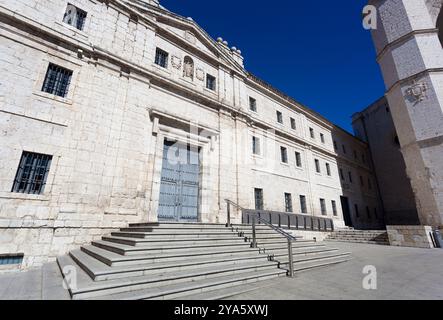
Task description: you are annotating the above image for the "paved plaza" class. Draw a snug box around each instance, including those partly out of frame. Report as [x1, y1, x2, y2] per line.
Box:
[0, 242, 442, 300]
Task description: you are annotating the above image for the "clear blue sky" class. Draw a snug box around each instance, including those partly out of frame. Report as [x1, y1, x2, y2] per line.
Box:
[161, 0, 386, 133]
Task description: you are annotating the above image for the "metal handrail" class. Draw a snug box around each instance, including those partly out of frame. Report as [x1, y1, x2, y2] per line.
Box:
[225, 199, 244, 227]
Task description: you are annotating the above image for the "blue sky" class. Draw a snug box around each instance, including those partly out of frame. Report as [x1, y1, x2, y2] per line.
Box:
[161, 0, 386, 133]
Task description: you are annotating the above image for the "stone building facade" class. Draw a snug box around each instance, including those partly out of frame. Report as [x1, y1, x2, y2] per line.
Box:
[368, 0, 443, 229]
[0, 0, 382, 269]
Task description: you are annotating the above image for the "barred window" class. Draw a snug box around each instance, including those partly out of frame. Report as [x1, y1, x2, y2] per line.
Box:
[206, 74, 216, 91]
[320, 198, 327, 215]
[249, 97, 257, 112]
[12, 152, 52, 195]
[254, 188, 264, 210]
[332, 200, 337, 216]
[299, 195, 307, 213]
[155, 48, 169, 68]
[284, 193, 293, 213]
[63, 4, 87, 31]
[41, 63, 73, 98]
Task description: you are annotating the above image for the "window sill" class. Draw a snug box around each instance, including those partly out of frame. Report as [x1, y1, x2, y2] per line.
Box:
[151, 63, 171, 75]
[55, 21, 89, 40]
[33, 91, 73, 105]
[251, 153, 263, 159]
[0, 192, 50, 201]
[280, 162, 290, 167]
[203, 87, 217, 95]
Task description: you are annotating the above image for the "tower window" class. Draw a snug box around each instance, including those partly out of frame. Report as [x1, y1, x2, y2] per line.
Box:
[276, 111, 283, 124]
[206, 74, 216, 91]
[155, 48, 169, 68]
[12, 152, 52, 195]
[315, 159, 320, 173]
[41, 63, 73, 98]
[63, 4, 87, 30]
[280, 147, 288, 163]
[249, 97, 257, 112]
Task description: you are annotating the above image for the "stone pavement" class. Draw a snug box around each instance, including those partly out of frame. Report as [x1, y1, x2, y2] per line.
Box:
[0, 242, 442, 300]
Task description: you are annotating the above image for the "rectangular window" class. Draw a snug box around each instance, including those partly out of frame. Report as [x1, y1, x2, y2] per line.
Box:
[299, 195, 307, 214]
[252, 136, 260, 155]
[360, 176, 364, 186]
[206, 74, 216, 91]
[63, 4, 87, 30]
[280, 147, 288, 163]
[276, 111, 283, 124]
[0, 254, 24, 266]
[368, 178, 372, 190]
[41, 63, 73, 98]
[254, 188, 264, 210]
[295, 152, 302, 167]
[333, 141, 338, 150]
[315, 159, 320, 173]
[366, 206, 371, 219]
[374, 208, 378, 219]
[155, 48, 169, 68]
[354, 204, 359, 217]
[290, 118, 296, 130]
[348, 171, 353, 183]
[339, 168, 345, 180]
[320, 198, 327, 215]
[320, 133, 325, 143]
[342, 145, 347, 154]
[249, 97, 257, 112]
[326, 163, 331, 176]
[354, 150, 358, 160]
[331, 200, 337, 216]
[362, 153, 366, 164]
[284, 193, 293, 212]
[309, 128, 315, 139]
[12, 152, 52, 195]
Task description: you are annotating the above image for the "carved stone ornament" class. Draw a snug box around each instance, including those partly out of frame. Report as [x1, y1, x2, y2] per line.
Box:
[406, 80, 428, 102]
[171, 55, 182, 69]
[196, 68, 205, 81]
[185, 30, 196, 44]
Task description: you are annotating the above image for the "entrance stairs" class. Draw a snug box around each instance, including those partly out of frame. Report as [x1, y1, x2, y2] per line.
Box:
[57, 222, 351, 300]
[326, 229, 390, 245]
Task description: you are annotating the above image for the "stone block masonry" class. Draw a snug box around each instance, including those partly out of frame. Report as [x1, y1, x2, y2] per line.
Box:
[386, 225, 435, 249]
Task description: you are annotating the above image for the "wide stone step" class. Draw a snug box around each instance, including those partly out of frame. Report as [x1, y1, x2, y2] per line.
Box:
[81, 244, 263, 267]
[258, 242, 325, 252]
[325, 239, 389, 245]
[277, 251, 352, 269]
[70, 249, 270, 281]
[269, 247, 339, 258]
[86, 268, 287, 300]
[102, 236, 249, 247]
[111, 231, 240, 239]
[58, 255, 280, 300]
[91, 240, 253, 256]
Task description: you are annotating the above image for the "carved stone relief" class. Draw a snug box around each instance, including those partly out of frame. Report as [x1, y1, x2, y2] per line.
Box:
[185, 30, 196, 44]
[196, 68, 205, 81]
[171, 55, 182, 69]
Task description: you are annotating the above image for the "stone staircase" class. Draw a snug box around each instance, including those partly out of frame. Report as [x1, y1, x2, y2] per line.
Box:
[57, 222, 351, 300]
[326, 230, 390, 245]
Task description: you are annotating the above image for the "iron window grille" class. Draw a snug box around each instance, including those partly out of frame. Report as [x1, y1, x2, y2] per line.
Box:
[254, 188, 264, 210]
[63, 4, 87, 30]
[252, 136, 261, 155]
[249, 97, 257, 112]
[0, 254, 24, 266]
[290, 118, 296, 130]
[320, 199, 327, 215]
[326, 163, 331, 176]
[299, 195, 307, 213]
[155, 48, 169, 68]
[276, 111, 283, 124]
[332, 200, 337, 216]
[315, 159, 320, 173]
[295, 152, 302, 167]
[280, 147, 288, 163]
[41, 63, 73, 98]
[12, 152, 52, 195]
[206, 74, 216, 91]
[284, 193, 293, 212]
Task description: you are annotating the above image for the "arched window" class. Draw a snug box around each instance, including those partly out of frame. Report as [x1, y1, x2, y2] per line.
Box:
[183, 56, 194, 80]
[437, 4, 443, 47]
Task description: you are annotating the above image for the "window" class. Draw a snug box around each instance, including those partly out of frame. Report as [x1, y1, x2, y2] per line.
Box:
[320, 199, 327, 215]
[339, 168, 345, 180]
[276, 111, 283, 124]
[326, 163, 331, 176]
[12, 152, 52, 195]
[290, 118, 296, 130]
[63, 4, 87, 31]
[354, 204, 359, 217]
[249, 97, 257, 112]
[360, 176, 364, 187]
[374, 208, 378, 219]
[368, 178, 372, 190]
[252, 136, 260, 155]
[320, 133, 325, 143]
[309, 128, 315, 139]
[295, 152, 302, 167]
[254, 188, 264, 210]
[315, 159, 320, 173]
[362, 153, 366, 164]
[284, 193, 293, 212]
[366, 206, 371, 219]
[41, 63, 73, 98]
[155, 48, 169, 68]
[348, 171, 353, 183]
[0, 254, 24, 266]
[280, 147, 288, 163]
[353, 150, 358, 160]
[332, 200, 337, 216]
[333, 141, 338, 150]
[206, 74, 216, 91]
[299, 195, 307, 213]
[342, 145, 347, 154]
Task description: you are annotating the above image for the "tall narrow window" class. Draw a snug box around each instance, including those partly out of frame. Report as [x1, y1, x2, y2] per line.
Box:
[326, 163, 331, 176]
[290, 118, 296, 130]
[285, 193, 293, 212]
[299, 195, 307, 214]
[280, 147, 288, 163]
[331, 200, 337, 216]
[362, 153, 366, 164]
[348, 171, 353, 183]
[276, 111, 283, 124]
[41, 63, 73, 98]
[206, 74, 216, 91]
[320, 133, 325, 143]
[320, 198, 327, 215]
[339, 168, 345, 180]
[366, 206, 371, 219]
[368, 178, 372, 190]
[315, 159, 320, 173]
[295, 152, 302, 167]
[342, 144, 347, 154]
[374, 208, 378, 219]
[252, 136, 260, 155]
[254, 188, 264, 210]
[360, 176, 364, 186]
[249, 97, 257, 112]
[353, 150, 358, 160]
[309, 128, 315, 139]
[12, 152, 52, 195]
[354, 204, 359, 217]
[63, 4, 87, 30]
[155, 48, 169, 68]
[333, 141, 338, 150]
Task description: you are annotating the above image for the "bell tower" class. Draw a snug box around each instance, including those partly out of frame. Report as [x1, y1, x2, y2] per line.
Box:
[368, 0, 443, 228]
